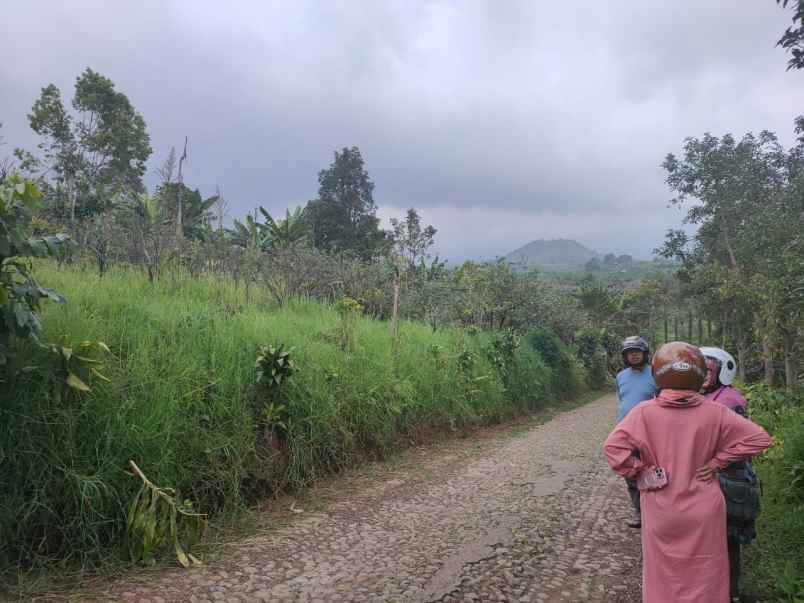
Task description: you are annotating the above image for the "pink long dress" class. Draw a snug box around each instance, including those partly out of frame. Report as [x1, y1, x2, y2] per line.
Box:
[603, 389, 772, 603]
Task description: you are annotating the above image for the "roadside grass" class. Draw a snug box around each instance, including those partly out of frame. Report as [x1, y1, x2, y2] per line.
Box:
[743, 385, 804, 602]
[0, 262, 592, 590]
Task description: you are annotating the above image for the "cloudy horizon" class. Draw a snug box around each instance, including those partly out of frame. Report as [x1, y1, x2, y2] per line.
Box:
[2, 1, 803, 261]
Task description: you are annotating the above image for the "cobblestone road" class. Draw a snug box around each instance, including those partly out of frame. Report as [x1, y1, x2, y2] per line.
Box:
[59, 394, 642, 602]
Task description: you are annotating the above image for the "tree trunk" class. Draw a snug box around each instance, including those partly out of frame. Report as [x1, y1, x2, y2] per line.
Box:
[783, 332, 798, 391]
[391, 276, 401, 373]
[688, 309, 693, 341]
[674, 315, 679, 341]
[697, 315, 703, 343]
[176, 137, 189, 240]
[663, 312, 669, 344]
[762, 335, 775, 386]
[736, 340, 746, 383]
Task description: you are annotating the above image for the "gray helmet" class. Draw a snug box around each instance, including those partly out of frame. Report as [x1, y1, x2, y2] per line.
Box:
[621, 336, 650, 366]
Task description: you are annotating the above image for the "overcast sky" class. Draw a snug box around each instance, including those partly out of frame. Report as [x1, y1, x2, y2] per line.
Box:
[2, 1, 802, 260]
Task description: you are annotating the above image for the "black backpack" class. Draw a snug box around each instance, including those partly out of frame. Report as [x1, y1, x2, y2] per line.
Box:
[719, 460, 761, 523]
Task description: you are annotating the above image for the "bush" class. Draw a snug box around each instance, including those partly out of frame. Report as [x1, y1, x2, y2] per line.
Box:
[483, 328, 552, 408]
[574, 328, 612, 389]
[524, 328, 586, 398]
[742, 384, 804, 601]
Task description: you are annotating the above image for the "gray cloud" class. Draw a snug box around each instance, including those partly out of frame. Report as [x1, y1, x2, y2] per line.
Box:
[1, 1, 802, 260]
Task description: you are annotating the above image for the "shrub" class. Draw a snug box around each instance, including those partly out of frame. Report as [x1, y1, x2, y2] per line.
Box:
[574, 328, 611, 389]
[742, 384, 804, 600]
[524, 327, 586, 398]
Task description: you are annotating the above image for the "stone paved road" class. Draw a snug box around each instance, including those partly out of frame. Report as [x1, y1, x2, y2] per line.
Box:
[54, 394, 642, 602]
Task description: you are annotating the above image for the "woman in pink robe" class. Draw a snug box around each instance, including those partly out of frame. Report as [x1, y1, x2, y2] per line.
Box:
[604, 387, 771, 602]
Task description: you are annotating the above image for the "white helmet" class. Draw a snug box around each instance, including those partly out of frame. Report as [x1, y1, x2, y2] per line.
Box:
[699, 346, 737, 386]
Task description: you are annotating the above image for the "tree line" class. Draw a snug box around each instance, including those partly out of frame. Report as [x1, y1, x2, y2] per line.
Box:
[3, 67, 802, 391]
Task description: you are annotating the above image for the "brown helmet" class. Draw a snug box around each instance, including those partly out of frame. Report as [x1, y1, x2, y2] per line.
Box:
[652, 341, 707, 390]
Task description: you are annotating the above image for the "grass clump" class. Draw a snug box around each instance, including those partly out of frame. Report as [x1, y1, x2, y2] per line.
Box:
[0, 262, 586, 578]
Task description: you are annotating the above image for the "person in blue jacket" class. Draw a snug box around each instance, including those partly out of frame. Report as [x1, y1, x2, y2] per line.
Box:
[615, 335, 657, 528]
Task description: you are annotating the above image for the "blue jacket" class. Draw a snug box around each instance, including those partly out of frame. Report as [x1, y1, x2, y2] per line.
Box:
[616, 366, 657, 423]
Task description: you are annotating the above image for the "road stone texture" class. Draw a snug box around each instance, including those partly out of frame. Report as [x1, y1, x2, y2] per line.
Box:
[52, 394, 642, 602]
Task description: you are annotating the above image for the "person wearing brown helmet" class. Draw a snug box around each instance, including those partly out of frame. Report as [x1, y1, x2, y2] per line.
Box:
[603, 342, 772, 603]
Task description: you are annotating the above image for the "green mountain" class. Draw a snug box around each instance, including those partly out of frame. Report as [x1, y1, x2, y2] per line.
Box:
[504, 238, 598, 267]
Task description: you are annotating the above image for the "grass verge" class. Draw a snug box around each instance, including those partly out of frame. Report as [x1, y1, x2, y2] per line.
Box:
[1, 262, 595, 590]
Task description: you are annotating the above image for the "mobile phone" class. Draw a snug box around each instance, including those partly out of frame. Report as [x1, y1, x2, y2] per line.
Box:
[637, 466, 669, 491]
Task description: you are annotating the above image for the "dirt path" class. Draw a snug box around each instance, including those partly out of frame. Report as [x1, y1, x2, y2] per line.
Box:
[54, 394, 642, 602]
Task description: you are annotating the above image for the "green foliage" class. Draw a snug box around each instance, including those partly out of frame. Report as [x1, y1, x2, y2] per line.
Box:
[776, 0, 804, 70]
[255, 344, 297, 391]
[574, 328, 611, 388]
[0, 175, 72, 367]
[743, 384, 804, 601]
[484, 328, 552, 405]
[525, 328, 586, 398]
[42, 335, 110, 404]
[389, 208, 437, 273]
[0, 263, 590, 575]
[156, 182, 219, 241]
[335, 296, 364, 351]
[25, 68, 152, 221]
[304, 147, 387, 259]
[228, 206, 308, 252]
[659, 119, 804, 388]
[126, 461, 206, 568]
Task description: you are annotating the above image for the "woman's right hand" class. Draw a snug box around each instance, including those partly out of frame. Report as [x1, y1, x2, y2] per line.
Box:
[695, 464, 716, 482]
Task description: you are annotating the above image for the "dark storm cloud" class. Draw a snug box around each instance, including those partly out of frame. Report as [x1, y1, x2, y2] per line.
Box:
[1, 1, 802, 259]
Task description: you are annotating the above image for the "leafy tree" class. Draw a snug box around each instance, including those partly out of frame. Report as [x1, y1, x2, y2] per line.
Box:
[776, 0, 804, 69]
[0, 174, 72, 368]
[23, 68, 152, 222]
[304, 147, 387, 259]
[659, 120, 803, 387]
[389, 208, 437, 273]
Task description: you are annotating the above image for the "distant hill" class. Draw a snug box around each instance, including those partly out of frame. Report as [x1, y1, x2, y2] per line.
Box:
[504, 238, 598, 267]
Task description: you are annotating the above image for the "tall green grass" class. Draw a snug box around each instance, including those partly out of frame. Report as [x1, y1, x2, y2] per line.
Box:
[0, 263, 588, 575]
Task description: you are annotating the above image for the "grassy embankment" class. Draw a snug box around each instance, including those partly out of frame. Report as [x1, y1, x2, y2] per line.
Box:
[0, 262, 591, 580]
[743, 385, 804, 601]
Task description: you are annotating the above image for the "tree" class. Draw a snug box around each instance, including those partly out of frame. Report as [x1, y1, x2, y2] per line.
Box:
[389, 208, 437, 273]
[23, 68, 152, 222]
[659, 121, 803, 387]
[776, 0, 804, 69]
[304, 147, 387, 259]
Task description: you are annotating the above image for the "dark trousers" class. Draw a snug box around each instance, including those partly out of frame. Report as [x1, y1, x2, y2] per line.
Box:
[625, 477, 641, 513]
[728, 531, 741, 596]
[625, 449, 641, 513]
